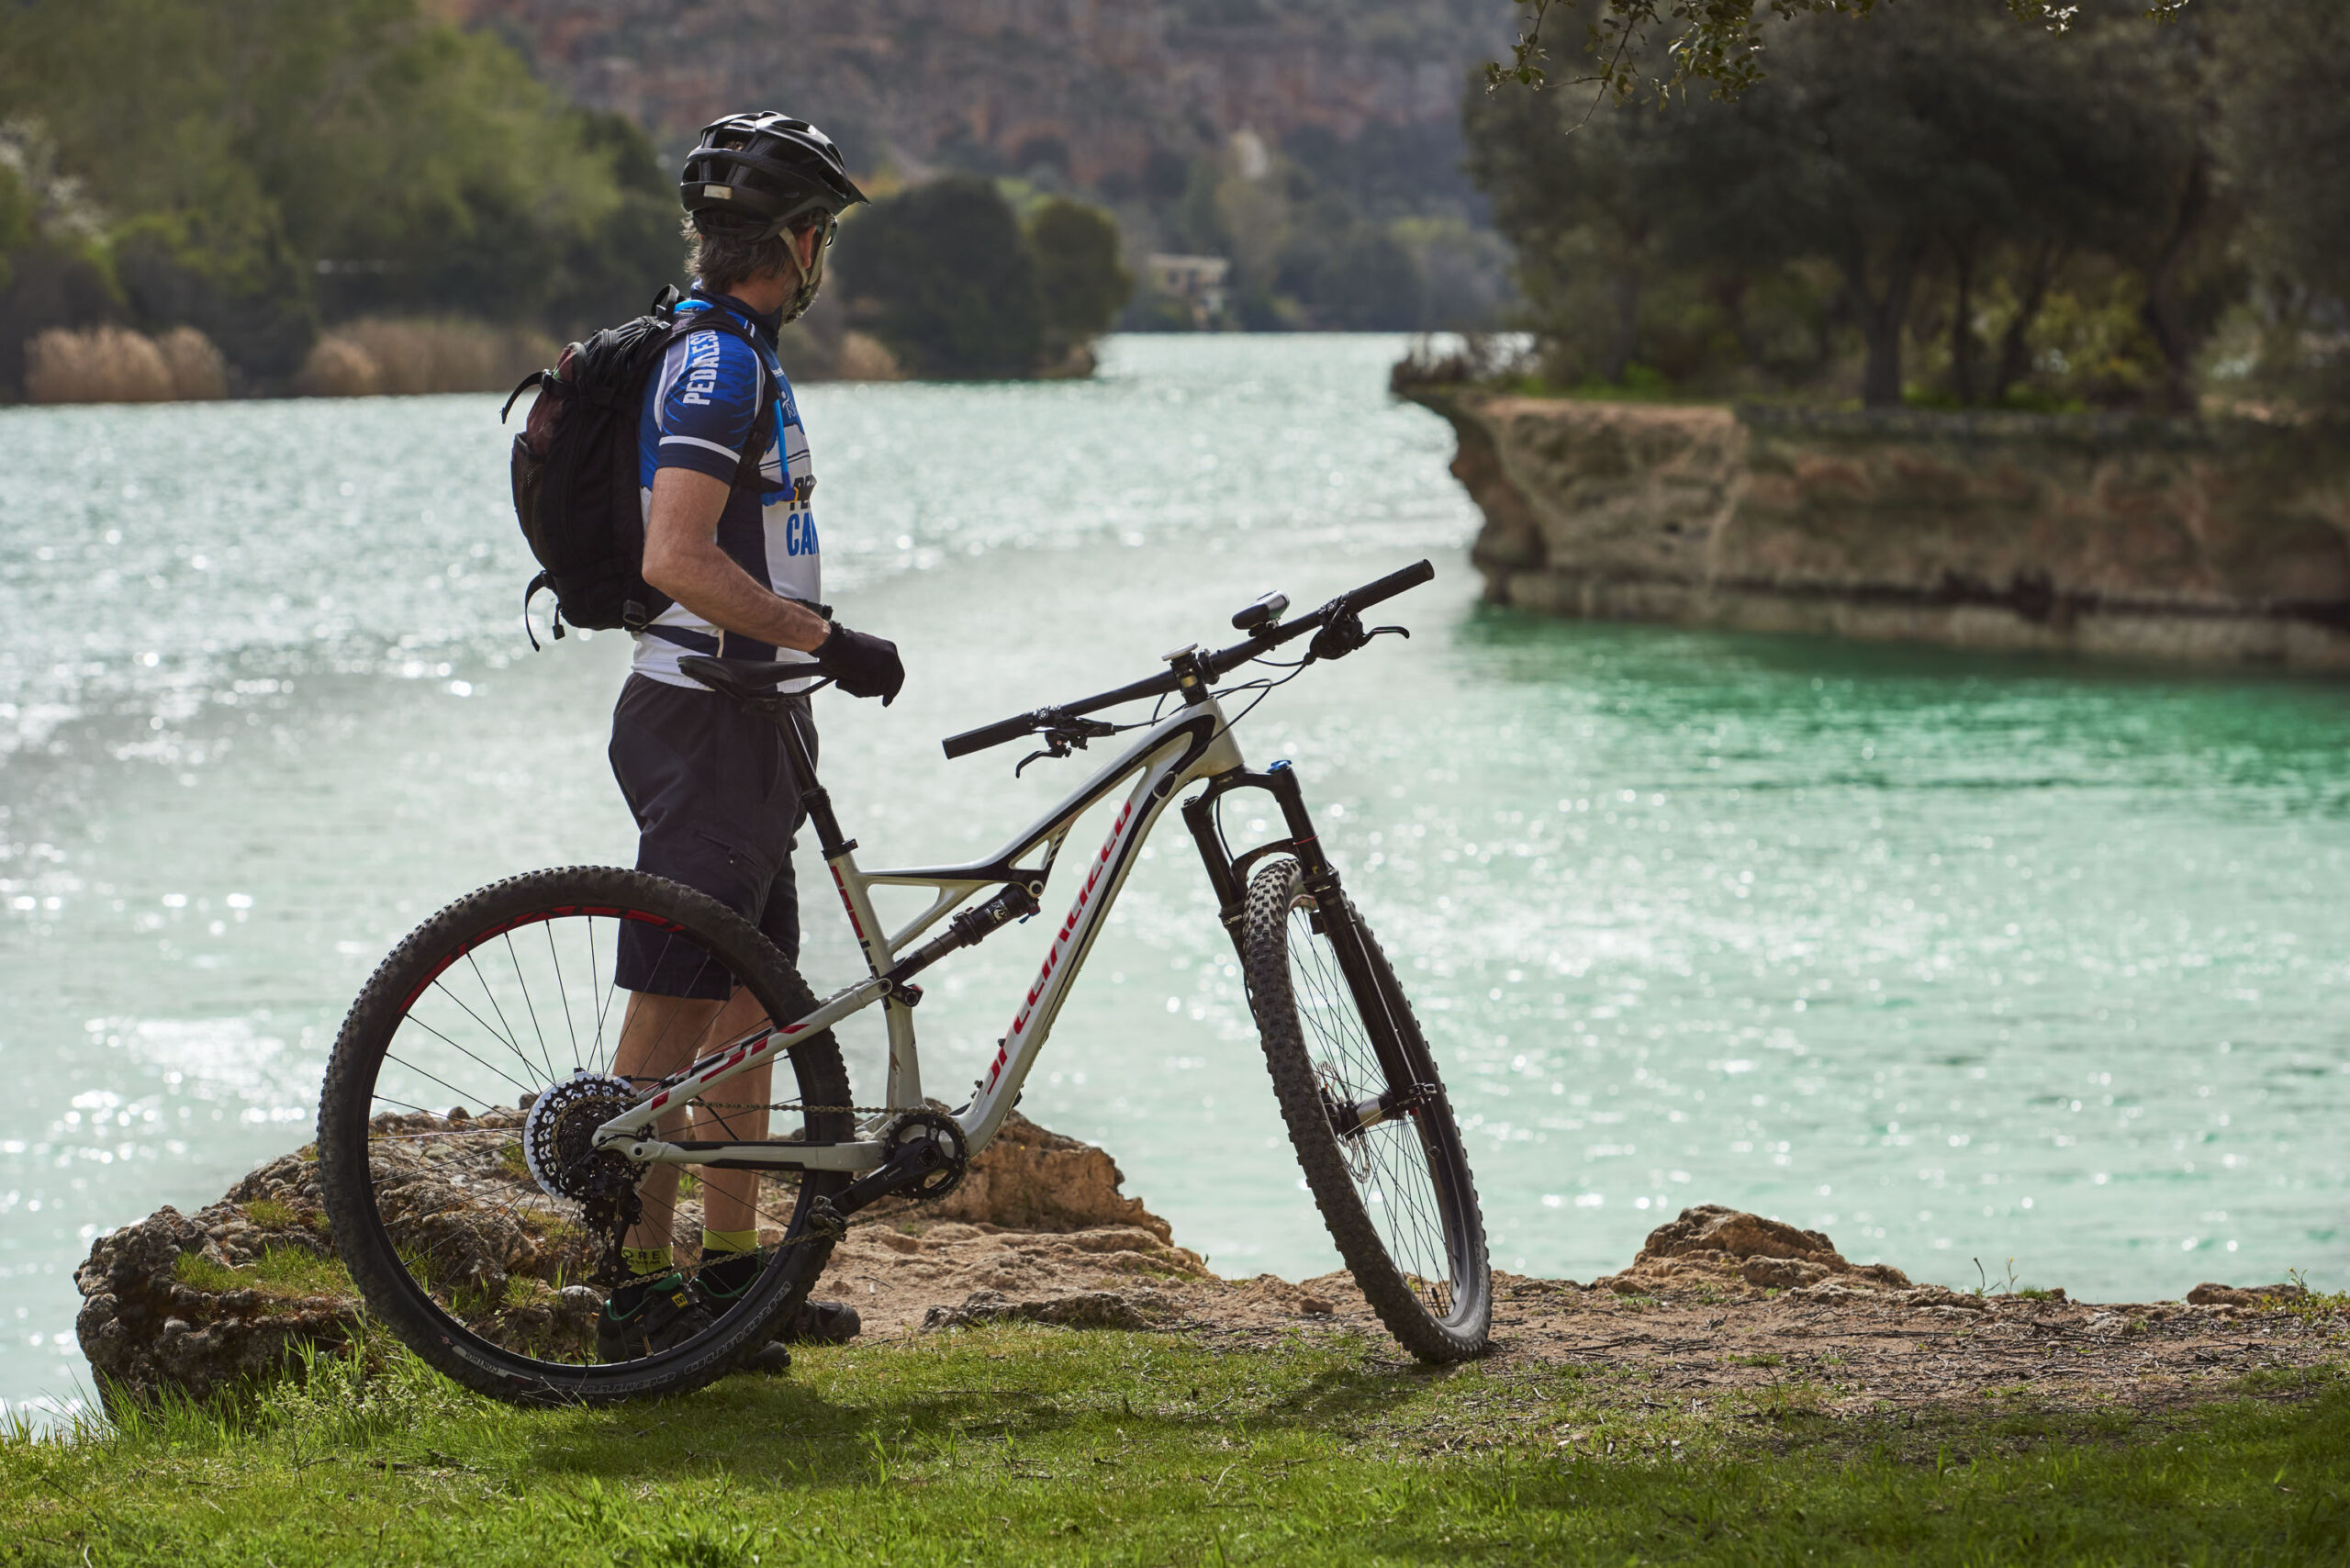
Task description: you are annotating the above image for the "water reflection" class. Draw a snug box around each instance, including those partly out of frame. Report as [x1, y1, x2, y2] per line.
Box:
[1, 336, 2344, 1421]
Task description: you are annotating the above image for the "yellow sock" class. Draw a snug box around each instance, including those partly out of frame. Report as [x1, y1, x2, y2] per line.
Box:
[621, 1245, 674, 1277]
[701, 1227, 758, 1257]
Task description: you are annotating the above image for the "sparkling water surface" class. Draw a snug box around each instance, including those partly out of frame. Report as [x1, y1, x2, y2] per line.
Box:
[2, 335, 2344, 1421]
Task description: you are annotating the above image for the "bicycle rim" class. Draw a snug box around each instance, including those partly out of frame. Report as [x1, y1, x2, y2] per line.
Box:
[317, 868, 850, 1398]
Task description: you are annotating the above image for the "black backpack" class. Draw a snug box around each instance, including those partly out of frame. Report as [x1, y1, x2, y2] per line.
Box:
[504, 286, 774, 647]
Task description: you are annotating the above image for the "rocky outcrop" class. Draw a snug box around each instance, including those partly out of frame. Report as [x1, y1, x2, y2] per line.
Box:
[1593, 1204, 1915, 1296]
[919, 1112, 1174, 1239]
[1412, 389, 2350, 671]
[74, 1108, 1188, 1404]
[74, 1156, 363, 1405]
[2186, 1281, 2308, 1308]
[922, 1286, 1173, 1332]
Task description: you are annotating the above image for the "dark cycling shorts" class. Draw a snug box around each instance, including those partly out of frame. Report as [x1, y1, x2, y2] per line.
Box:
[608, 674, 812, 999]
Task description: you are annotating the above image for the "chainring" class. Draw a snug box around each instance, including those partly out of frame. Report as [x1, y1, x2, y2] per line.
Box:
[882, 1108, 970, 1201]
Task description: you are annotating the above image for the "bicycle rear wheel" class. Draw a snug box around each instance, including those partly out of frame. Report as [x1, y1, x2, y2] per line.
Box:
[315, 866, 853, 1405]
[1242, 858, 1490, 1361]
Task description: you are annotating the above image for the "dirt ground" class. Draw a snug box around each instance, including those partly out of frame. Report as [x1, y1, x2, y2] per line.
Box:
[82, 1107, 2346, 1415]
[817, 1156, 2348, 1417]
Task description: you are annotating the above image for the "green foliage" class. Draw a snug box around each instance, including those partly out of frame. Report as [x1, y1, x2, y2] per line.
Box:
[1489, 0, 2191, 103]
[1468, 2, 2236, 410]
[2, 1328, 2344, 1564]
[2210, 2, 2350, 407]
[0, 0, 681, 394]
[1026, 198, 1132, 358]
[1135, 132, 1508, 333]
[0, 165, 33, 287]
[834, 180, 1130, 378]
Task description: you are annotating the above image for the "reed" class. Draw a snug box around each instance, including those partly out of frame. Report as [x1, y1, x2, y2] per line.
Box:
[23, 326, 174, 404]
[300, 318, 557, 398]
[155, 326, 229, 400]
[293, 336, 382, 398]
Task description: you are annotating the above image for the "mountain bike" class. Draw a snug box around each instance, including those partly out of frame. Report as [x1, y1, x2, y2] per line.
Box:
[316, 559, 1490, 1404]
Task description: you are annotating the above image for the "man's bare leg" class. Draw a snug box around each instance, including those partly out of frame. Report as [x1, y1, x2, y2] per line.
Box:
[610, 990, 721, 1260]
[689, 988, 775, 1241]
[610, 987, 774, 1260]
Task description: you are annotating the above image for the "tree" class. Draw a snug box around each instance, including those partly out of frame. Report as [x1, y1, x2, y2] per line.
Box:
[832, 176, 1046, 378]
[1488, 0, 2188, 104]
[1025, 199, 1132, 362]
[1469, 2, 2206, 408]
[2214, 0, 2350, 403]
[0, 0, 675, 387]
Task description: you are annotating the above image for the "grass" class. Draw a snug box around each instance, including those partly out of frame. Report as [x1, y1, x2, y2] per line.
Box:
[2, 1327, 2344, 1565]
[171, 1247, 355, 1301]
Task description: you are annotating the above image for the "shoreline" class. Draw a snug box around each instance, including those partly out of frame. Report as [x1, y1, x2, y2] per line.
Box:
[1404, 386, 2350, 673]
[71, 1114, 2342, 1416]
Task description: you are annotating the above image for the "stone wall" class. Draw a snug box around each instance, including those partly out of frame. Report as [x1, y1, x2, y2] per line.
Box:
[1413, 391, 2350, 671]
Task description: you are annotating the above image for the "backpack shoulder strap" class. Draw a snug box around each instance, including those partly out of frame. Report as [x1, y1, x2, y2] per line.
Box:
[669, 304, 781, 496]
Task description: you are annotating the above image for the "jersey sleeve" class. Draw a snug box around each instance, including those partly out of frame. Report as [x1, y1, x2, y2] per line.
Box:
[653, 327, 765, 482]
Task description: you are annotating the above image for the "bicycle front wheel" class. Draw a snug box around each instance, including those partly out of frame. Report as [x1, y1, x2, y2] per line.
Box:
[1242, 858, 1490, 1361]
[316, 866, 854, 1406]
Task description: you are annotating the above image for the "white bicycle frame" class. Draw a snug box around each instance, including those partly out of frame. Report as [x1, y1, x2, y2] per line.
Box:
[590, 695, 1248, 1173]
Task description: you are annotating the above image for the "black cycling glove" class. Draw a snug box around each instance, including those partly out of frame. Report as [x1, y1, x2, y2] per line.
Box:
[817, 622, 905, 705]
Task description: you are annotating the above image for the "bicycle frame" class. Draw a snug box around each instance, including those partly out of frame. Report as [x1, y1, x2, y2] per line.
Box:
[590, 688, 1293, 1176]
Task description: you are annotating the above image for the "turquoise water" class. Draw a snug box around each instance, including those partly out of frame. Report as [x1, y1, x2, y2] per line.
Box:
[2, 335, 2344, 1421]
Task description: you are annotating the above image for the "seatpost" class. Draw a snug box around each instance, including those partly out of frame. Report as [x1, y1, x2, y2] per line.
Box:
[776, 700, 854, 857]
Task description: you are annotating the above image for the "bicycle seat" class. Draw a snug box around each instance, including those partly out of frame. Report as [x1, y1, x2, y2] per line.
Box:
[677, 655, 828, 706]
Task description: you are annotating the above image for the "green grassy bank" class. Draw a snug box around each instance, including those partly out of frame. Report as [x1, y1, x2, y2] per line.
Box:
[4, 1327, 2345, 1565]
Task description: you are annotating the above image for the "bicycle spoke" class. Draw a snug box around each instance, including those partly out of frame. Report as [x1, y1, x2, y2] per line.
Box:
[464, 950, 548, 1085]
[501, 933, 558, 1081]
[546, 921, 582, 1075]
[434, 971, 548, 1090]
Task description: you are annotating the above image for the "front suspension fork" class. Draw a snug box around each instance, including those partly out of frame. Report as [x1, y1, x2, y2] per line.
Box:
[1182, 763, 1426, 1099]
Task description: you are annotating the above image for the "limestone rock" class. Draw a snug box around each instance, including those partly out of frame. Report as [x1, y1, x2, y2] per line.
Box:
[75, 1103, 1184, 1403]
[920, 1110, 1173, 1239]
[921, 1287, 1169, 1332]
[1592, 1204, 1911, 1298]
[73, 1185, 360, 1406]
[2186, 1281, 2308, 1308]
[1407, 389, 2350, 674]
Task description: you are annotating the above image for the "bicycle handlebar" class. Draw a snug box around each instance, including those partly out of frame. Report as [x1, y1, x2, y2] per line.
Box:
[939, 558, 1434, 760]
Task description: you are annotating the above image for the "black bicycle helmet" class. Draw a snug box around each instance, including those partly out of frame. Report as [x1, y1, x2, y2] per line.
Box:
[680, 111, 867, 239]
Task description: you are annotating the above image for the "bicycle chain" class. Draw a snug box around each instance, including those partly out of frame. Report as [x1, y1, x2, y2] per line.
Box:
[688, 1100, 949, 1234]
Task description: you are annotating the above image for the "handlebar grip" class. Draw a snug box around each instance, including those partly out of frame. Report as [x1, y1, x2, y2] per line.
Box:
[1342, 558, 1435, 613]
[942, 711, 1040, 760]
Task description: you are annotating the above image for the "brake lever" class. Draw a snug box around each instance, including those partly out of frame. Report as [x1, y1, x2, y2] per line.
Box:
[1013, 712, 1118, 776]
[1014, 739, 1069, 777]
[1304, 610, 1410, 664]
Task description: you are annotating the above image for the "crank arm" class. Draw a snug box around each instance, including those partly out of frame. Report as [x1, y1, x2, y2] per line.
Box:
[800, 1132, 964, 1238]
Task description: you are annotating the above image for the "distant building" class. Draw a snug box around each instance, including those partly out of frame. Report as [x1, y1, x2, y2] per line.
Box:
[1146, 253, 1231, 329]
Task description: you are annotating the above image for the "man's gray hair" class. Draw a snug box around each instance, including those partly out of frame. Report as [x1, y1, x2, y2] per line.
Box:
[683, 215, 802, 296]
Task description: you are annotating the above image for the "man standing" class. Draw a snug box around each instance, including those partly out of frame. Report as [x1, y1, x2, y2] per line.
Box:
[599, 113, 902, 1364]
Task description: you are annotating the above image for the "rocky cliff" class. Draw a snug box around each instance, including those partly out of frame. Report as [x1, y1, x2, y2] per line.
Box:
[455, 0, 1507, 178]
[1413, 391, 2350, 671]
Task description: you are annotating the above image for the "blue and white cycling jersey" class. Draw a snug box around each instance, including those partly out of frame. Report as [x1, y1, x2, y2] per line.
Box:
[632, 285, 821, 689]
